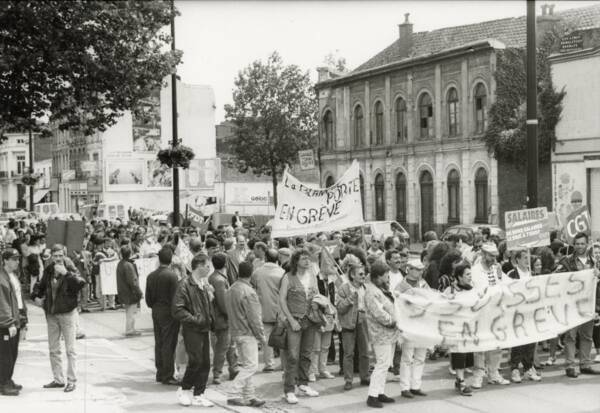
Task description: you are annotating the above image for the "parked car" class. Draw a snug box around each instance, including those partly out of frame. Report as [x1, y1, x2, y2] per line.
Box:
[441, 224, 505, 245]
[358, 220, 410, 245]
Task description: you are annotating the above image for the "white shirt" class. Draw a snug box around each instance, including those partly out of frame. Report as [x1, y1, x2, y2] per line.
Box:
[471, 262, 503, 291]
[516, 266, 531, 280]
[389, 270, 404, 292]
[8, 271, 23, 310]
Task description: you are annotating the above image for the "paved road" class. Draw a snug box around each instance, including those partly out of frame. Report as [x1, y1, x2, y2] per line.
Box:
[9, 303, 600, 413]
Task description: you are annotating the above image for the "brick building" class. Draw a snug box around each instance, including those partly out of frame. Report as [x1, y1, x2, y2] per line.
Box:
[315, 4, 600, 240]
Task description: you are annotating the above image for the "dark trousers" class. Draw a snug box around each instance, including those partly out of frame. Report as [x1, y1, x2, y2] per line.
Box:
[182, 328, 210, 395]
[152, 308, 180, 383]
[391, 342, 402, 375]
[593, 324, 600, 349]
[341, 320, 370, 383]
[450, 352, 474, 370]
[0, 328, 20, 386]
[510, 343, 536, 371]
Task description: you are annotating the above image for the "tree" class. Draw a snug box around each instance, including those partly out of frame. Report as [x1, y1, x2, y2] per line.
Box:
[323, 51, 348, 73]
[0, 1, 182, 136]
[483, 24, 568, 166]
[225, 52, 318, 207]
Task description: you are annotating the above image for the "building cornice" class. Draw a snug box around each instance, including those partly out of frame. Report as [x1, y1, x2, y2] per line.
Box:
[549, 46, 600, 63]
[316, 39, 505, 91]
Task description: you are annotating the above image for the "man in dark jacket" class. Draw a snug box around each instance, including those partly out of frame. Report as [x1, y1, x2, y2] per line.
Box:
[556, 231, 600, 378]
[0, 248, 28, 396]
[172, 253, 215, 407]
[145, 246, 180, 385]
[209, 252, 238, 384]
[33, 244, 85, 393]
[117, 245, 143, 337]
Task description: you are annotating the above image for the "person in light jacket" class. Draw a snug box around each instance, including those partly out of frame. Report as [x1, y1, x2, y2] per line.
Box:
[116, 245, 143, 337]
[364, 261, 399, 408]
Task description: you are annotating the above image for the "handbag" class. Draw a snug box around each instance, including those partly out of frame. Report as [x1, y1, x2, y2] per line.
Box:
[268, 321, 288, 350]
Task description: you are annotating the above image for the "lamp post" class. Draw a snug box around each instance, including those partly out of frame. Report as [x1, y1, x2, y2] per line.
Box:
[526, 0, 538, 208]
[28, 123, 34, 211]
[171, 0, 180, 227]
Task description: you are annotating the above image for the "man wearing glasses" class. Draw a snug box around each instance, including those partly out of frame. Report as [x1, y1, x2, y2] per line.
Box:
[32, 244, 86, 393]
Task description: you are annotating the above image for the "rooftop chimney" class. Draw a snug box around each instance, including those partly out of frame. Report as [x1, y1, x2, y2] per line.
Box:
[537, 4, 560, 44]
[398, 13, 413, 58]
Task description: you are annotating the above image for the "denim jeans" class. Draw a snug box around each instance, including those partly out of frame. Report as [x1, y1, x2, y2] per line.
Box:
[473, 349, 503, 380]
[283, 319, 316, 394]
[564, 319, 594, 369]
[310, 330, 332, 375]
[341, 319, 370, 383]
[46, 309, 77, 384]
[231, 336, 259, 402]
[262, 323, 276, 370]
[211, 328, 238, 379]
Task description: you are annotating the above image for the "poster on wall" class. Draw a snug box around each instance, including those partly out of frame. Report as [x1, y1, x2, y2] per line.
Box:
[553, 164, 586, 228]
[132, 89, 161, 152]
[186, 159, 217, 189]
[146, 159, 172, 188]
[106, 159, 144, 190]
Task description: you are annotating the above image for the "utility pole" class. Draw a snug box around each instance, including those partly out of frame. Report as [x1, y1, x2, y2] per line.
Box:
[171, 0, 180, 227]
[526, 0, 538, 208]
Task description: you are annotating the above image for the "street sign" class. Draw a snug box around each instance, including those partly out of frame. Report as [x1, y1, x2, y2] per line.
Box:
[298, 149, 315, 170]
[563, 205, 591, 245]
[505, 207, 550, 250]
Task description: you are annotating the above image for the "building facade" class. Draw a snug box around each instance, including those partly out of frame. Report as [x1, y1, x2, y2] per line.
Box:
[0, 133, 31, 210]
[315, 4, 600, 240]
[550, 27, 600, 240]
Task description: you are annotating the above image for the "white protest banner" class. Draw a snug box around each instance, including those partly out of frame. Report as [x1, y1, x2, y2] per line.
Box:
[175, 239, 194, 272]
[563, 205, 591, 244]
[135, 256, 159, 312]
[271, 160, 364, 238]
[395, 270, 596, 353]
[99, 258, 119, 295]
[505, 207, 550, 250]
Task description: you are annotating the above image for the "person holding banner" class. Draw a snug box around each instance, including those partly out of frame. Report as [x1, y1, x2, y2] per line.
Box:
[470, 243, 510, 388]
[556, 232, 600, 378]
[506, 250, 542, 383]
[364, 261, 399, 408]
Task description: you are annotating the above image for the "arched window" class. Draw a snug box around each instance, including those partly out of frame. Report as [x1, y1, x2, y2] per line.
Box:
[374, 101, 384, 145]
[396, 98, 407, 143]
[447, 88, 458, 137]
[395, 172, 406, 224]
[353, 105, 364, 147]
[475, 167, 488, 223]
[474, 83, 487, 134]
[375, 173, 385, 220]
[420, 170, 434, 235]
[359, 174, 365, 219]
[447, 169, 460, 224]
[323, 110, 334, 150]
[419, 93, 433, 139]
[325, 175, 335, 188]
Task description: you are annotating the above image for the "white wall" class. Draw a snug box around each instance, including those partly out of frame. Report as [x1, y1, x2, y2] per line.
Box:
[215, 182, 276, 215]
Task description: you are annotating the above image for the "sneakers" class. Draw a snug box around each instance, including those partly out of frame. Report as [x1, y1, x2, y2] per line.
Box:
[285, 392, 299, 404]
[511, 369, 522, 383]
[471, 376, 483, 389]
[192, 395, 214, 407]
[524, 367, 541, 381]
[455, 379, 473, 396]
[177, 388, 192, 406]
[307, 373, 316, 382]
[448, 367, 456, 376]
[319, 371, 335, 379]
[594, 354, 600, 363]
[543, 357, 556, 366]
[389, 374, 401, 382]
[344, 382, 353, 391]
[298, 384, 319, 397]
[488, 374, 510, 385]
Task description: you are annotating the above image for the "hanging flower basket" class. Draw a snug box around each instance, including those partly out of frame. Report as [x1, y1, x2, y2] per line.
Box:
[157, 144, 195, 169]
[21, 172, 41, 186]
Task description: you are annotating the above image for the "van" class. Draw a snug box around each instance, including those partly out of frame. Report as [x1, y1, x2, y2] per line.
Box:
[34, 202, 60, 219]
[96, 202, 128, 223]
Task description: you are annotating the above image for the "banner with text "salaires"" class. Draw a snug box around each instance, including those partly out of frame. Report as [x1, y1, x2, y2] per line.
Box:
[395, 270, 596, 353]
[271, 160, 364, 238]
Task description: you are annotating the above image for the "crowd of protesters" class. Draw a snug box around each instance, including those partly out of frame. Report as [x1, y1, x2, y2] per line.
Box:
[1, 212, 600, 409]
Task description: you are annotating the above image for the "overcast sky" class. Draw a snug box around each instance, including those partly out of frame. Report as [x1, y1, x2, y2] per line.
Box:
[174, 0, 598, 122]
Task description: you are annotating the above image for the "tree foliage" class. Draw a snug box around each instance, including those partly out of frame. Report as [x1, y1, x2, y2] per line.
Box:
[225, 52, 318, 207]
[483, 24, 568, 166]
[0, 1, 182, 135]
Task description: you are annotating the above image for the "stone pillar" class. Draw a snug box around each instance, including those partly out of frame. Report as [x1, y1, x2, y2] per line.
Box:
[364, 81, 371, 146]
[461, 148, 471, 223]
[407, 155, 418, 239]
[489, 52, 497, 105]
[435, 150, 444, 232]
[343, 86, 351, 148]
[385, 76, 392, 145]
[335, 88, 344, 149]
[490, 155, 499, 225]
[385, 156, 393, 220]
[461, 59, 469, 138]
[434, 64, 442, 141]
[407, 73, 414, 143]
[365, 160, 373, 220]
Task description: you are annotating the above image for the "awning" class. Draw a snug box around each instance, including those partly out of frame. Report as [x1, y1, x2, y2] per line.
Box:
[34, 189, 49, 203]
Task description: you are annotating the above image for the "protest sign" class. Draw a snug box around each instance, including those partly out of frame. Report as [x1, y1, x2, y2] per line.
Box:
[298, 149, 315, 170]
[187, 205, 204, 227]
[175, 239, 194, 272]
[505, 207, 550, 250]
[99, 258, 119, 295]
[271, 160, 364, 238]
[563, 205, 591, 245]
[395, 270, 596, 353]
[46, 220, 85, 252]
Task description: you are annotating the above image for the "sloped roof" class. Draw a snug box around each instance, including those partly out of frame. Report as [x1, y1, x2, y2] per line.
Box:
[353, 3, 600, 73]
